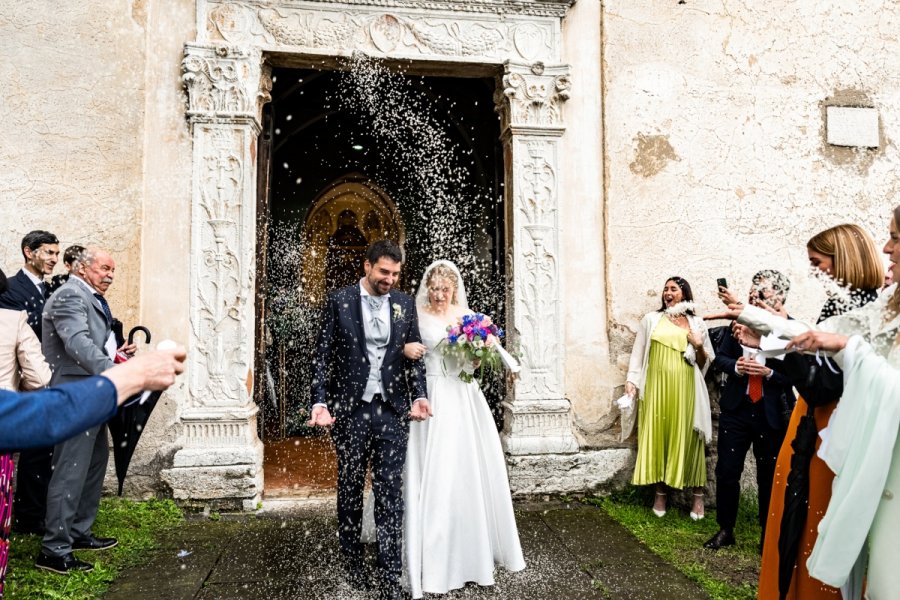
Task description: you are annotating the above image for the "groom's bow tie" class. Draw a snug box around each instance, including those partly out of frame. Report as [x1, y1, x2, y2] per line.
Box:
[366, 295, 389, 345]
[366, 295, 385, 312]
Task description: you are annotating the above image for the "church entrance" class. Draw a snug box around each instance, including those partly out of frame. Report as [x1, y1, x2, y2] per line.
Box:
[256, 63, 505, 497]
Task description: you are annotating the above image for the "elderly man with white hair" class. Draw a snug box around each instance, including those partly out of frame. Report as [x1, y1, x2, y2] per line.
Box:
[36, 247, 136, 574]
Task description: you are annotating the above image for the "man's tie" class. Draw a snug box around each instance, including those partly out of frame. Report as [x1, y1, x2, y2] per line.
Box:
[94, 293, 113, 324]
[366, 295, 389, 347]
[748, 374, 763, 403]
[38, 281, 48, 300]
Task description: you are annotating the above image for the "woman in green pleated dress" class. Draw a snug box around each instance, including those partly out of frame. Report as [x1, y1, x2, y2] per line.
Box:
[624, 277, 714, 519]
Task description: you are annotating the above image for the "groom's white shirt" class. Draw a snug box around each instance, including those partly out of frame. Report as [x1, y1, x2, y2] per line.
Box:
[360, 280, 390, 402]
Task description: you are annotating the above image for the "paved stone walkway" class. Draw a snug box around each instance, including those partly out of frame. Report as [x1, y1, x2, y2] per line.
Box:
[104, 501, 708, 599]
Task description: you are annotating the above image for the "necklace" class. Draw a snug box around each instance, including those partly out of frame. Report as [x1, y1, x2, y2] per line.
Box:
[666, 313, 688, 327]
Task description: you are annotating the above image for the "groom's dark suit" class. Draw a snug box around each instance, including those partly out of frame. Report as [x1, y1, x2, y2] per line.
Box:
[311, 283, 427, 588]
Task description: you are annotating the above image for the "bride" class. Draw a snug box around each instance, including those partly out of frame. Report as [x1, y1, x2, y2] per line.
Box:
[401, 259, 525, 598]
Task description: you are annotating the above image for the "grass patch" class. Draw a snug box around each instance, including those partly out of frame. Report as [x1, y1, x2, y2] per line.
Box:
[587, 487, 761, 600]
[5, 497, 183, 600]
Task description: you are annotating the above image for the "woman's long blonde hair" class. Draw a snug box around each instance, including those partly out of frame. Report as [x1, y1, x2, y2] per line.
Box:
[807, 223, 884, 291]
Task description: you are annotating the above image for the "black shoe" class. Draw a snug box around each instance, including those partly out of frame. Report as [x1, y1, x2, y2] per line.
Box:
[72, 535, 117, 551]
[343, 564, 371, 591]
[703, 529, 736, 550]
[35, 552, 94, 574]
[377, 584, 406, 600]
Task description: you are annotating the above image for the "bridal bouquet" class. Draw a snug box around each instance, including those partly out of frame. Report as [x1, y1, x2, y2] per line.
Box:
[442, 313, 521, 383]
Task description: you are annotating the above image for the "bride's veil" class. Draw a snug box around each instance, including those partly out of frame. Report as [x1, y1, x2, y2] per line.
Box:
[415, 260, 470, 312]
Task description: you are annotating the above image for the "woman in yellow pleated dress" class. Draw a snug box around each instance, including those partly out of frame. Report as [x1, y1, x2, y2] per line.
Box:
[625, 277, 714, 519]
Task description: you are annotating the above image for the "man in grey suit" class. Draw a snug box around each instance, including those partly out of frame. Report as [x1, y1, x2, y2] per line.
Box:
[35, 247, 135, 574]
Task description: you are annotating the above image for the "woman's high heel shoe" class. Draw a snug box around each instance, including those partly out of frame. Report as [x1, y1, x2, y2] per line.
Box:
[690, 492, 705, 521]
[652, 492, 667, 517]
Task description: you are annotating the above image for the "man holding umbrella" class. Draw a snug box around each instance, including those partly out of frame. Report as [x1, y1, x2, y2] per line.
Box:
[35, 247, 136, 574]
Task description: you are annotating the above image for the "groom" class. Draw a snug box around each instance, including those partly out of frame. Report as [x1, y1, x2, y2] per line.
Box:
[309, 239, 431, 600]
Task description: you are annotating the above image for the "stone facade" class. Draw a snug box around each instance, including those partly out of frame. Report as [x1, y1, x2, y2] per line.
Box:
[2, 0, 899, 506]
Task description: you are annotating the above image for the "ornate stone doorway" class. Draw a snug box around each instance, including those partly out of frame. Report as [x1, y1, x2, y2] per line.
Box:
[166, 0, 577, 508]
[257, 65, 505, 496]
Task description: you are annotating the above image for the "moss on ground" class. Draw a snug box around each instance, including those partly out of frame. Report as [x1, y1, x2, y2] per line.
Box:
[588, 487, 761, 600]
[5, 498, 183, 600]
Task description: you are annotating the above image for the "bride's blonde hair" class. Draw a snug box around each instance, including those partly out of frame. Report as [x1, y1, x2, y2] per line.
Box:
[426, 264, 459, 305]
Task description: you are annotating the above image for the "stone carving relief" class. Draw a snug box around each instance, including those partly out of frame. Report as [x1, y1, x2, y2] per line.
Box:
[206, 2, 557, 63]
[191, 127, 249, 407]
[496, 61, 571, 130]
[511, 139, 562, 399]
[183, 44, 271, 124]
[182, 45, 271, 410]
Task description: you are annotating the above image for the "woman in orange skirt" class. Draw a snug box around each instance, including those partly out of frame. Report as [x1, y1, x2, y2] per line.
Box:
[756, 224, 883, 599]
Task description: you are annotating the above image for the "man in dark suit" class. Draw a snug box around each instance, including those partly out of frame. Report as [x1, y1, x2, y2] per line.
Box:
[705, 270, 796, 551]
[309, 240, 430, 600]
[0, 230, 59, 534]
[36, 247, 135, 574]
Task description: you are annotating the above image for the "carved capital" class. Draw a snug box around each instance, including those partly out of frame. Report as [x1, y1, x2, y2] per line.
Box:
[182, 43, 271, 127]
[495, 61, 570, 134]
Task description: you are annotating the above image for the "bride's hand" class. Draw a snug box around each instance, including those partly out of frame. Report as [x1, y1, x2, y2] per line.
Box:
[403, 342, 427, 360]
[733, 323, 762, 348]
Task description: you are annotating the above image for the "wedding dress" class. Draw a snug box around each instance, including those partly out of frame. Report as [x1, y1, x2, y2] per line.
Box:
[403, 307, 526, 598]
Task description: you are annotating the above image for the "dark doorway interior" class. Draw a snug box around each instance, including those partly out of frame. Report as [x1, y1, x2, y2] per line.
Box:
[258, 64, 504, 495]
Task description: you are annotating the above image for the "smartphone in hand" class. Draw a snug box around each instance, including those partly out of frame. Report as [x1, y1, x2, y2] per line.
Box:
[716, 278, 728, 290]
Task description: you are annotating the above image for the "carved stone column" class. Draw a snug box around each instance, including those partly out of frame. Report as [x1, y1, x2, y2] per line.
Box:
[162, 43, 272, 509]
[496, 61, 578, 455]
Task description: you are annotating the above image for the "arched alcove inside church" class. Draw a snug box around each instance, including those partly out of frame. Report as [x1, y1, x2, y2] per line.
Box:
[257, 65, 505, 497]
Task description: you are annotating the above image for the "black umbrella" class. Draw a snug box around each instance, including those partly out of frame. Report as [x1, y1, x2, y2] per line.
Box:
[774, 354, 844, 599]
[776, 407, 818, 599]
[108, 326, 161, 496]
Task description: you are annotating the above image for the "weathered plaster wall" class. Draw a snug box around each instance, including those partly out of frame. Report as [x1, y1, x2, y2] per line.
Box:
[0, 2, 147, 326]
[125, 0, 196, 497]
[603, 1, 899, 398]
[0, 1, 195, 497]
[560, 0, 621, 446]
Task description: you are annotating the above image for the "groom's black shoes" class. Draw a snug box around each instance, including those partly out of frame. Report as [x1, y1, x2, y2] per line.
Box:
[377, 584, 406, 600]
[703, 528, 736, 550]
[342, 560, 372, 591]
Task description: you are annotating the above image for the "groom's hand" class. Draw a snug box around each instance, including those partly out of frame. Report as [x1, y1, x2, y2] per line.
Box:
[409, 398, 432, 421]
[308, 405, 336, 427]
